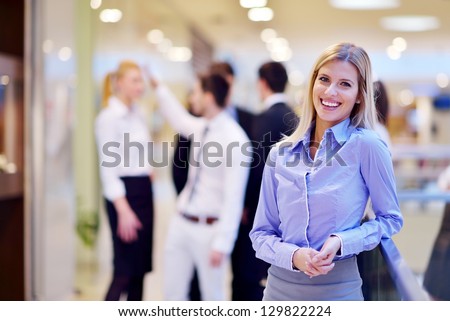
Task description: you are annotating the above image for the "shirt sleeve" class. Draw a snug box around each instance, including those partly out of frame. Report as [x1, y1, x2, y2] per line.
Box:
[95, 113, 126, 201]
[333, 134, 403, 256]
[212, 136, 251, 254]
[249, 148, 301, 270]
[155, 85, 205, 138]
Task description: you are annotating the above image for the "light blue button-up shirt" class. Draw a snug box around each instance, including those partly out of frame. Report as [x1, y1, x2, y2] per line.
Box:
[250, 118, 403, 271]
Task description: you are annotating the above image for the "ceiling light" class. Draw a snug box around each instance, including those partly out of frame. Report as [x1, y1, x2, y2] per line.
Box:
[147, 29, 164, 44]
[380, 15, 440, 32]
[240, 0, 267, 8]
[386, 45, 401, 60]
[260, 28, 277, 43]
[398, 89, 414, 106]
[329, 0, 399, 10]
[100, 9, 122, 23]
[167, 47, 192, 62]
[266, 37, 289, 51]
[436, 73, 449, 88]
[271, 47, 292, 62]
[58, 47, 72, 61]
[248, 7, 273, 22]
[90, 0, 102, 10]
[392, 37, 407, 52]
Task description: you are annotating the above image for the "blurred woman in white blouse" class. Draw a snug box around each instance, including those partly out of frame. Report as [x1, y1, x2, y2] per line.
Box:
[95, 60, 154, 301]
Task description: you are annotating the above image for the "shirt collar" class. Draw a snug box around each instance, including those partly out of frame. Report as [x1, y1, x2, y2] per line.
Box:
[206, 109, 229, 128]
[328, 117, 353, 144]
[108, 96, 136, 117]
[291, 117, 353, 152]
[225, 104, 238, 121]
[263, 93, 287, 111]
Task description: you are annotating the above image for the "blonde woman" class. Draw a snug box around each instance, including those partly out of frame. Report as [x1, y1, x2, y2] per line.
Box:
[95, 61, 154, 300]
[250, 43, 403, 300]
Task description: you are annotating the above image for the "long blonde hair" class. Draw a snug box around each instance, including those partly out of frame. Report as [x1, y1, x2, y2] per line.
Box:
[101, 60, 141, 108]
[284, 42, 377, 144]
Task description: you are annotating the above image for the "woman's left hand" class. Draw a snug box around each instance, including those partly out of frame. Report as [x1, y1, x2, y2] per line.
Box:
[311, 236, 341, 269]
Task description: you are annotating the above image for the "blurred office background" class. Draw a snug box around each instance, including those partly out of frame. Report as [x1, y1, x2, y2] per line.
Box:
[1, 0, 450, 300]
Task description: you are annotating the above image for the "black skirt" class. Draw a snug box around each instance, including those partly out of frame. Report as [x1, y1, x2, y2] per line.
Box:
[105, 176, 154, 277]
[423, 203, 450, 300]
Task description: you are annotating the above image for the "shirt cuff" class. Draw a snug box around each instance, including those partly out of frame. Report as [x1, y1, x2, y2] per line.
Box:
[277, 243, 302, 271]
[103, 183, 126, 202]
[330, 234, 344, 258]
[290, 248, 302, 272]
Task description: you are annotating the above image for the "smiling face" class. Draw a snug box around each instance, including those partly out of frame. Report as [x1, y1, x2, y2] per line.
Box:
[312, 59, 360, 129]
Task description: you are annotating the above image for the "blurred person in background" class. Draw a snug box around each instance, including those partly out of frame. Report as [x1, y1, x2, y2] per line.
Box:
[423, 165, 450, 300]
[232, 61, 298, 300]
[357, 79, 394, 299]
[373, 80, 392, 150]
[208, 61, 258, 300]
[250, 43, 403, 300]
[176, 61, 255, 300]
[149, 71, 251, 300]
[209, 61, 254, 137]
[95, 60, 154, 301]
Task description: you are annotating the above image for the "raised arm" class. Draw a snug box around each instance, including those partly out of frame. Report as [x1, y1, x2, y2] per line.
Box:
[149, 74, 205, 138]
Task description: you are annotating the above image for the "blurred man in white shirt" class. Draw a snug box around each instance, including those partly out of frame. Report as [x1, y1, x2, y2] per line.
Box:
[149, 72, 251, 300]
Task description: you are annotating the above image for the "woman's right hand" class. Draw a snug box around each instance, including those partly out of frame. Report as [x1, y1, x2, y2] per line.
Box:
[293, 248, 318, 274]
[113, 197, 143, 243]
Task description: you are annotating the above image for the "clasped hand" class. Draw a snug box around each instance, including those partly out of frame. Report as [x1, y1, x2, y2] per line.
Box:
[292, 236, 341, 277]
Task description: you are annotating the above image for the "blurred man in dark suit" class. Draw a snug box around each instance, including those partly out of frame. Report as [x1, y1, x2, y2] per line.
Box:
[209, 62, 254, 138]
[231, 61, 298, 300]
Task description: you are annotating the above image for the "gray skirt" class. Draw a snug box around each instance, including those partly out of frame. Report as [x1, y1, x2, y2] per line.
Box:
[263, 256, 363, 301]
